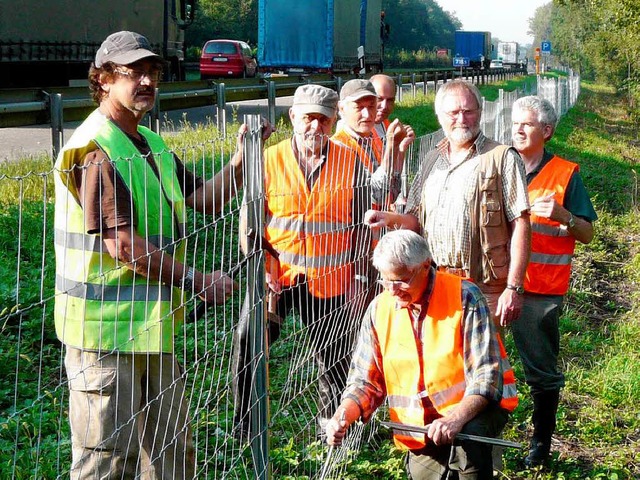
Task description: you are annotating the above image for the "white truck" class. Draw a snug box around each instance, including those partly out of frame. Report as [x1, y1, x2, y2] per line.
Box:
[497, 41, 519, 68]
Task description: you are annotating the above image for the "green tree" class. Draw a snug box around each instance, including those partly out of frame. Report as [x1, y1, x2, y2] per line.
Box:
[382, 0, 461, 51]
[186, 0, 258, 51]
[536, 0, 640, 109]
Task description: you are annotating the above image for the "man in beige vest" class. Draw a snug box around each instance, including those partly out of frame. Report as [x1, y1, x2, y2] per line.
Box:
[364, 79, 531, 328]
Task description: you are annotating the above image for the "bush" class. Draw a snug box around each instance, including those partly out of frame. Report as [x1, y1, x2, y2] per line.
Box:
[384, 48, 451, 69]
[186, 46, 202, 62]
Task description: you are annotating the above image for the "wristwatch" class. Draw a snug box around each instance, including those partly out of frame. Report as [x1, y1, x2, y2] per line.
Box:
[565, 212, 576, 228]
[183, 266, 195, 292]
[506, 284, 524, 295]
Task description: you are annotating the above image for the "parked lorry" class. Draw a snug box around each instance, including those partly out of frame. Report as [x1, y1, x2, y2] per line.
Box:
[0, 0, 195, 88]
[454, 30, 492, 69]
[497, 41, 519, 67]
[258, 0, 382, 74]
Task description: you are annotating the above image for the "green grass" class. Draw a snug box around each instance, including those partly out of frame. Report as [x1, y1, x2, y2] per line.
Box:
[371, 77, 640, 479]
[1, 74, 638, 478]
[478, 74, 538, 102]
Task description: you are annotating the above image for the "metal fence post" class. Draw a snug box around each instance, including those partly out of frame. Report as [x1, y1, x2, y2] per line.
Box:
[423, 71, 428, 96]
[267, 81, 276, 126]
[149, 87, 161, 133]
[336, 76, 344, 95]
[497, 89, 506, 143]
[396, 73, 403, 102]
[410, 73, 416, 98]
[243, 113, 269, 479]
[216, 82, 227, 136]
[49, 93, 64, 161]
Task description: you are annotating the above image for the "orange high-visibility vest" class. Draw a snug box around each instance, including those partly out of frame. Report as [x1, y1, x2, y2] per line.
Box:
[264, 138, 359, 298]
[374, 272, 518, 450]
[525, 156, 579, 295]
[331, 128, 382, 173]
[372, 118, 391, 148]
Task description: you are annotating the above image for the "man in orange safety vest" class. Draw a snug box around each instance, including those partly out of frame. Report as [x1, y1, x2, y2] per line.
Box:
[325, 230, 517, 479]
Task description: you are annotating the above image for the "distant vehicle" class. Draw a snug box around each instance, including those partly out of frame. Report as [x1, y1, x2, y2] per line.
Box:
[497, 41, 519, 67]
[489, 59, 504, 69]
[454, 30, 492, 69]
[0, 0, 195, 87]
[200, 40, 258, 79]
[258, 0, 383, 74]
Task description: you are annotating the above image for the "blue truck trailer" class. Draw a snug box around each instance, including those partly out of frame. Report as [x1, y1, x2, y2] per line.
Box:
[258, 0, 382, 74]
[454, 30, 492, 69]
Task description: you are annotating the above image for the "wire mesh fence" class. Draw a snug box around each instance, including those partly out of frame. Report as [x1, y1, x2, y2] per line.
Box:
[0, 73, 580, 479]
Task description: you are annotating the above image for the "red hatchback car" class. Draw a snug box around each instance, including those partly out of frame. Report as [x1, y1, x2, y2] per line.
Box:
[200, 39, 258, 79]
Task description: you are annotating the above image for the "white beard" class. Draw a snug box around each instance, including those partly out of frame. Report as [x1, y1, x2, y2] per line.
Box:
[448, 125, 480, 146]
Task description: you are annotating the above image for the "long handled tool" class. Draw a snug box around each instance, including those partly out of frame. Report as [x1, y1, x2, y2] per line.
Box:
[318, 409, 346, 480]
[379, 421, 522, 449]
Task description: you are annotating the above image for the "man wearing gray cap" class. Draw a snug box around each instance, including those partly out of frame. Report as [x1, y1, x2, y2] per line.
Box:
[332, 78, 414, 210]
[232, 83, 374, 440]
[54, 30, 253, 478]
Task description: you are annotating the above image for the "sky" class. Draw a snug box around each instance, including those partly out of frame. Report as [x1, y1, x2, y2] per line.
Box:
[435, 0, 551, 46]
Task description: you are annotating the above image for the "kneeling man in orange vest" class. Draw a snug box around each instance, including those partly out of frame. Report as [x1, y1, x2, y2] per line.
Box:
[325, 229, 518, 479]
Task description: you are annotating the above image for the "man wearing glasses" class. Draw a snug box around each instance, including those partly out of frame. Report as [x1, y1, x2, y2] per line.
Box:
[325, 230, 517, 479]
[364, 80, 530, 330]
[53, 31, 251, 478]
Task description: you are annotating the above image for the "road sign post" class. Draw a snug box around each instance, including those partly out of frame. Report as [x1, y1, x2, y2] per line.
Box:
[453, 56, 469, 76]
[541, 41, 551, 55]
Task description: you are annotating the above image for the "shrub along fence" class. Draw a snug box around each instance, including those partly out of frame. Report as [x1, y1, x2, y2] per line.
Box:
[0, 73, 578, 479]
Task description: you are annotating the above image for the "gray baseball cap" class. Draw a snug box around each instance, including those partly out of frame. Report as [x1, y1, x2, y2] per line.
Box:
[95, 31, 160, 68]
[292, 84, 339, 118]
[340, 79, 378, 102]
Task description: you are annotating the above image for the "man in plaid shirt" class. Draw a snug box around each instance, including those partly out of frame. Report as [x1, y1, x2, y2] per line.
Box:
[364, 80, 530, 329]
[325, 230, 517, 479]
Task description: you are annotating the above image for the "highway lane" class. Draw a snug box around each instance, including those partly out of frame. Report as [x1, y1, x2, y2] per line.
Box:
[0, 79, 455, 163]
[0, 96, 295, 162]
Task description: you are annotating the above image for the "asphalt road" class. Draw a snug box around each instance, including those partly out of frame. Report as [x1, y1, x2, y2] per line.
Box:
[0, 96, 295, 163]
[0, 79, 460, 163]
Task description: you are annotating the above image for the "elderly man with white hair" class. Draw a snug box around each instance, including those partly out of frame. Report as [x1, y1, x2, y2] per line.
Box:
[325, 229, 518, 479]
[511, 95, 597, 467]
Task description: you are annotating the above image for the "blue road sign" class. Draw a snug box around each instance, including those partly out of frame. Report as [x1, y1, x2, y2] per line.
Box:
[453, 56, 469, 67]
[541, 41, 551, 54]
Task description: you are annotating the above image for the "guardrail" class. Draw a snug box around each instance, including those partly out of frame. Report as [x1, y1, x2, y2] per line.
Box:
[0, 67, 526, 157]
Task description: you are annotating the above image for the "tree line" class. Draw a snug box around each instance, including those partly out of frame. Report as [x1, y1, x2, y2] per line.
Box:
[528, 0, 639, 110]
[185, 0, 462, 61]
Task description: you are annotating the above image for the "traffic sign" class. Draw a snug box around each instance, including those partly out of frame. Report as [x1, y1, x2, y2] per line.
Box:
[541, 41, 551, 56]
[453, 56, 469, 67]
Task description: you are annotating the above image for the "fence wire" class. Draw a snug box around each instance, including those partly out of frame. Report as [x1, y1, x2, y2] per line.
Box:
[0, 73, 579, 479]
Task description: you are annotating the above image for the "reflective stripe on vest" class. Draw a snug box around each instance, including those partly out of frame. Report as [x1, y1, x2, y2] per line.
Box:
[264, 139, 359, 298]
[374, 273, 517, 450]
[54, 111, 186, 352]
[525, 156, 578, 295]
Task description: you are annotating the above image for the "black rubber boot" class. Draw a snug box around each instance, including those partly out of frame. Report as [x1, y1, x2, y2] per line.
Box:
[525, 389, 560, 467]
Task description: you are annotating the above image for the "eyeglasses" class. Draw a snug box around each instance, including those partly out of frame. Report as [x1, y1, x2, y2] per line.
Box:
[442, 109, 479, 119]
[115, 67, 161, 83]
[377, 268, 419, 291]
[300, 114, 334, 126]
